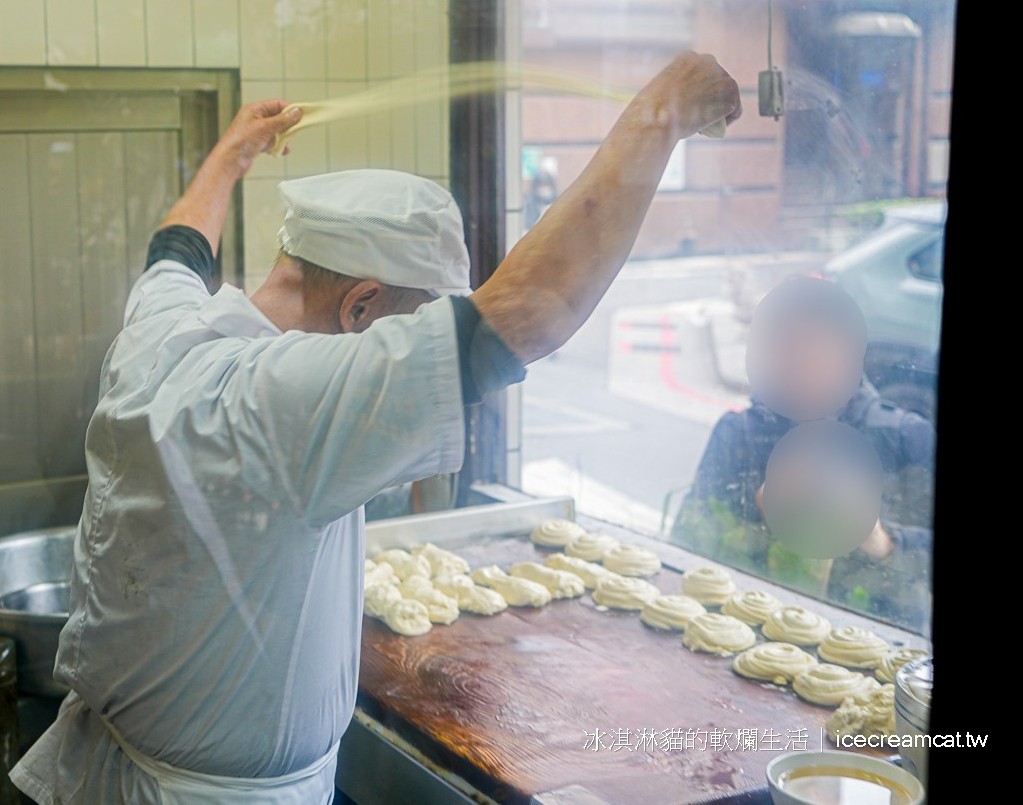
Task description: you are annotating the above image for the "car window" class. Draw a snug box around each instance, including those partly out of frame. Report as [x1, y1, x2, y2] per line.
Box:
[908, 237, 944, 282]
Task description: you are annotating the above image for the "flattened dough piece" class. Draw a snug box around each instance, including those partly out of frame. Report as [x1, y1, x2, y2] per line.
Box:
[509, 562, 585, 598]
[682, 613, 756, 655]
[592, 576, 660, 610]
[398, 576, 459, 624]
[732, 642, 817, 685]
[565, 532, 620, 562]
[602, 545, 662, 577]
[793, 663, 881, 707]
[826, 684, 896, 741]
[721, 590, 783, 625]
[817, 626, 890, 669]
[373, 549, 431, 581]
[382, 599, 433, 636]
[876, 648, 931, 684]
[411, 543, 471, 578]
[365, 561, 398, 588]
[640, 594, 706, 630]
[530, 519, 586, 548]
[680, 566, 737, 606]
[544, 553, 617, 589]
[364, 583, 402, 619]
[761, 606, 832, 646]
[433, 573, 508, 615]
[470, 565, 552, 607]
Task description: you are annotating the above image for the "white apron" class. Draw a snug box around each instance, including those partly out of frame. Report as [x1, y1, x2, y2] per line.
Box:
[102, 717, 339, 804]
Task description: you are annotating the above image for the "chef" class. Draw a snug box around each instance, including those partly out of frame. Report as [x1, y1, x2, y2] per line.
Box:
[10, 52, 740, 804]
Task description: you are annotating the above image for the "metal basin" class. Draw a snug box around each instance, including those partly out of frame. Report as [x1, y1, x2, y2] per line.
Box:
[0, 527, 75, 698]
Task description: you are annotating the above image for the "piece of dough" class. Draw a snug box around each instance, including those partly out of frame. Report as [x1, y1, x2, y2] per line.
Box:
[680, 566, 737, 605]
[732, 642, 817, 685]
[565, 532, 620, 562]
[382, 599, 433, 636]
[640, 594, 706, 630]
[410, 543, 471, 578]
[875, 648, 932, 684]
[459, 585, 508, 615]
[792, 663, 881, 707]
[761, 606, 832, 646]
[509, 562, 585, 599]
[432, 573, 507, 615]
[365, 561, 398, 588]
[364, 583, 402, 619]
[544, 553, 617, 589]
[817, 626, 890, 669]
[470, 565, 552, 607]
[682, 613, 757, 655]
[398, 577, 459, 625]
[601, 545, 662, 577]
[721, 590, 783, 625]
[826, 684, 896, 742]
[373, 549, 431, 581]
[592, 575, 660, 610]
[530, 518, 586, 548]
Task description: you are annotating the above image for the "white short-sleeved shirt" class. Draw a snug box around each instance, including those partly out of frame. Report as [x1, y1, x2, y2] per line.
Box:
[12, 261, 466, 803]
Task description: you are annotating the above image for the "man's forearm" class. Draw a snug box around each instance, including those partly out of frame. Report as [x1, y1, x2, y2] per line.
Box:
[157, 145, 242, 257]
[471, 53, 739, 364]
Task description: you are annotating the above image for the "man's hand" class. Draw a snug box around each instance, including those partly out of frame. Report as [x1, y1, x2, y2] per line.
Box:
[645, 52, 742, 141]
[214, 100, 303, 180]
[859, 519, 895, 561]
[157, 100, 302, 256]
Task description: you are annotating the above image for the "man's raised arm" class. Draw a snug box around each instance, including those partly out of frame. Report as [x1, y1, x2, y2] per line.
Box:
[471, 52, 740, 364]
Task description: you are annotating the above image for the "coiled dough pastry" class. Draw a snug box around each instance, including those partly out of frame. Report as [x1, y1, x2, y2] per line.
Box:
[732, 642, 817, 685]
[817, 626, 890, 669]
[601, 545, 662, 577]
[470, 564, 552, 607]
[721, 590, 783, 626]
[826, 683, 896, 741]
[640, 594, 706, 630]
[793, 663, 881, 707]
[373, 549, 431, 581]
[682, 613, 757, 655]
[592, 575, 660, 610]
[875, 648, 932, 684]
[509, 562, 585, 598]
[565, 532, 620, 562]
[680, 566, 737, 606]
[530, 519, 586, 547]
[410, 543, 471, 578]
[761, 606, 832, 646]
[382, 598, 433, 636]
[544, 553, 617, 589]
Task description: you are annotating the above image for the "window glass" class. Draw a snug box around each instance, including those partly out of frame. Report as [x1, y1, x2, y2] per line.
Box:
[508, 0, 954, 635]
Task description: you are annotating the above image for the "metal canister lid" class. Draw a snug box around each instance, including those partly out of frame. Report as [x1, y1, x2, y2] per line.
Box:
[0, 636, 15, 687]
[895, 655, 932, 728]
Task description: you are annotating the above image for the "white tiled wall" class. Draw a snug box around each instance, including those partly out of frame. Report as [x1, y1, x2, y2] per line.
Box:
[0, 0, 452, 289]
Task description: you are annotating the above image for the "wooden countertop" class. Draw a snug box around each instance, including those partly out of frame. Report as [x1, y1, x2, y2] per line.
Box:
[358, 526, 928, 805]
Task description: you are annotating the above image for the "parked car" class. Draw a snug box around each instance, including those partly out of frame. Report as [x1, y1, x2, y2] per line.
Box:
[823, 201, 945, 422]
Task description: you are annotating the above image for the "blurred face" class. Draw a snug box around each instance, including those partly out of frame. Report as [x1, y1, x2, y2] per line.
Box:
[754, 318, 862, 420]
[745, 277, 867, 422]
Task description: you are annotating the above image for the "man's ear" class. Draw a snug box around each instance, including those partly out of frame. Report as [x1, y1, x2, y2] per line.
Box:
[338, 280, 384, 333]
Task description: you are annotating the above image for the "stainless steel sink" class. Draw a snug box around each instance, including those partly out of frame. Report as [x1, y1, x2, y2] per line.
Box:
[0, 527, 75, 698]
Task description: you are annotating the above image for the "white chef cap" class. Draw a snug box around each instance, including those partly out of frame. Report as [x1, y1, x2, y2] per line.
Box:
[277, 169, 472, 297]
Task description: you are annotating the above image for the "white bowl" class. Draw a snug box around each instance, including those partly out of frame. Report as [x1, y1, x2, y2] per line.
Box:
[766, 750, 925, 805]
